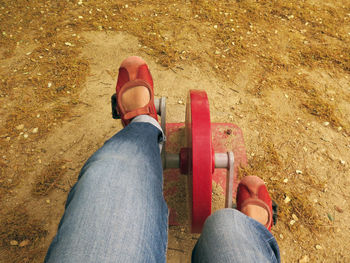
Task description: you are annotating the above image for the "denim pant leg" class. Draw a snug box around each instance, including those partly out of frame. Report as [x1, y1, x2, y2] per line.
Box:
[45, 121, 168, 263]
[192, 209, 280, 263]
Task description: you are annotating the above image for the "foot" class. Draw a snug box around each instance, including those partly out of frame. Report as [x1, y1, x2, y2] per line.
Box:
[236, 176, 273, 231]
[115, 56, 158, 126]
[119, 57, 151, 111]
[121, 86, 150, 112]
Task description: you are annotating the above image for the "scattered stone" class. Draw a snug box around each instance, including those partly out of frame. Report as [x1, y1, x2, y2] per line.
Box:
[177, 100, 183, 104]
[284, 94, 289, 98]
[292, 214, 299, 221]
[283, 178, 288, 183]
[338, 126, 342, 131]
[32, 127, 39, 134]
[19, 240, 30, 247]
[46, 199, 50, 204]
[37, 114, 41, 118]
[23, 133, 29, 139]
[323, 121, 330, 127]
[65, 42, 73, 47]
[299, 255, 310, 263]
[340, 160, 346, 165]
[284, 196, 291, 203]
[16, 124, 24, 130]
[315, 245, 322, 250]
[279, 234, 284, 239]
[334, 205, 343, 213]
[47, 82, 52, 88]
[296, 170, 302, 174]
[213, 25, 218, 29]
[10, 240, 18, 246]
[290, 219, 296, 225]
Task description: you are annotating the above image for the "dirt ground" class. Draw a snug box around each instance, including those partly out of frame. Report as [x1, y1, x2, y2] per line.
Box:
[0, 0, 350, 262]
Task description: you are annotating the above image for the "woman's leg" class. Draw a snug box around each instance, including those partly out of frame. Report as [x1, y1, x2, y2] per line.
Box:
[45, 116, 168, 263]
[192, 209, 280, 263]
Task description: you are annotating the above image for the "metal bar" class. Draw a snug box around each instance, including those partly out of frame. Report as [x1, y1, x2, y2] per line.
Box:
[214, 153, 229, 168]
[154, 98, 161, 114]
[159, 97, 167, 168]
[225, 151, 234, 208]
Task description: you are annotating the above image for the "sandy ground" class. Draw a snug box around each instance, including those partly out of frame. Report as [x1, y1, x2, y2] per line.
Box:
[1, 0, 350, 262]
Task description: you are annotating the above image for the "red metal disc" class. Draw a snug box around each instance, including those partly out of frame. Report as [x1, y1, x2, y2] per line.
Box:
[185, 90, 213, 233]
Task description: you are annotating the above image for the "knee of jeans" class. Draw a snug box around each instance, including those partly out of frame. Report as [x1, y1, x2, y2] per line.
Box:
[203, 209, 244, 232]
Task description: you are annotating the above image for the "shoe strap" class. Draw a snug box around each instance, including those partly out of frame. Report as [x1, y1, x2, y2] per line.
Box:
[240, 198, 273, 230]
[117, 79, 154, 121]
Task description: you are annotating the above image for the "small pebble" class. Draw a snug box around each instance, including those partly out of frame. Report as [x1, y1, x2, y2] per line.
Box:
[23, 133, 29, 139]
[315, 245, 322, 250]
[340, 160, 345, 165]
[334, 205, 343, 213]
[279, 234, 284, 239]
[19, 240, 30, 247]
[323, 121, 330, 126]
[337, 126, 342, 131]
[32, 127, 39, 134]
[213, 25, 218, 29]
[15, 124, 24, 131]
[283, 178, 288, 183]
[46, 199, 50, 204]
[65, 42, 73, 46]
[299, 255, 310, 263]
[48, 82, 52, 88]
[284, 196, 291, 203]
[10, 240, 18, 246]
[296, 170, 302, 174]
[284, 94, 289, 98]
[292, 214, 299, 221]
[290, 219, 296, 225]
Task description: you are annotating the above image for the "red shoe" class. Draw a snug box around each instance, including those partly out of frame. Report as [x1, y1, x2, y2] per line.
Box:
[236, 176, 273, 231]
[115, 56, 158, 126]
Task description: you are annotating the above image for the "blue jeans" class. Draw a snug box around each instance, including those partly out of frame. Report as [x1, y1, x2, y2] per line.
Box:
[45, 116, 280, 263]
